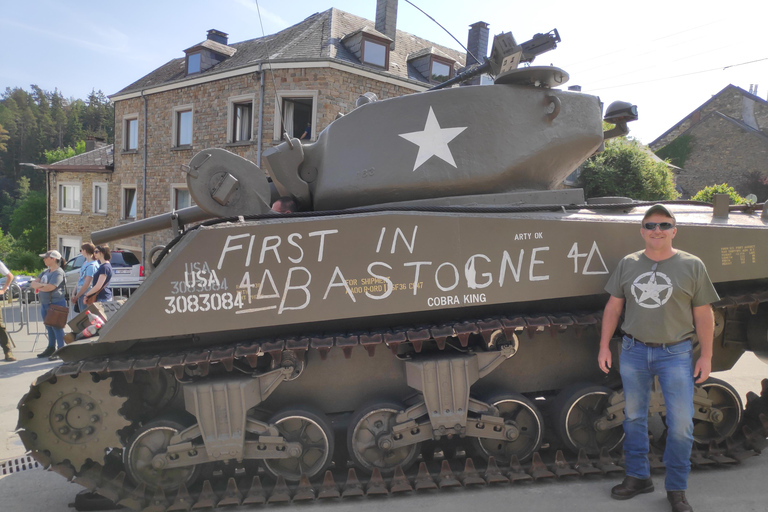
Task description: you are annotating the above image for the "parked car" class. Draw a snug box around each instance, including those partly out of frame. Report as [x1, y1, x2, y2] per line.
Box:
[0, 275, 33, 300]
[64, 250, 145, 298]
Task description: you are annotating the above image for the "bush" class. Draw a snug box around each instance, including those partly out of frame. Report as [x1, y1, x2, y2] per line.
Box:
[6, 250, 44, 273]
[691, 183, 747, 205]
[579, 138, 679, 201]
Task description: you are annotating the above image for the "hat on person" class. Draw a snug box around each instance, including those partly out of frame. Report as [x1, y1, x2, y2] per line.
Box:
[40, 250, 63, 259]
[642, 204, 676, 222]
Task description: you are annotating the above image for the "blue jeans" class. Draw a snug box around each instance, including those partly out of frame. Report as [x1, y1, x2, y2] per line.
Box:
[619, 336, 694, 491]
[40, 300, 66, 350]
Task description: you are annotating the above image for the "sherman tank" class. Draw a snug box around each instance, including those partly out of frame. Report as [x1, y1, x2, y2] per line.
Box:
[18, 29, 768, 510]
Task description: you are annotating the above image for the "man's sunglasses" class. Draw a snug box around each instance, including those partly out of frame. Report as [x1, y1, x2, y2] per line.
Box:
[643, 222, 675, 231]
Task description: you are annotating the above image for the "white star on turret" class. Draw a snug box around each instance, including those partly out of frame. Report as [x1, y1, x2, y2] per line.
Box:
[398, 107, 467, 171]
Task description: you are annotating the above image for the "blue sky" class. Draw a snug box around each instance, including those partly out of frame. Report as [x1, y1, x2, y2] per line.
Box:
[1, 0, 766, 143]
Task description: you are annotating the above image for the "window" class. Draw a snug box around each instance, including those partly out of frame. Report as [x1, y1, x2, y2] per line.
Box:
[188, 53, 201, 74]
[227, 95, 254, 143]
[273, 91, 318, 142]
[123, 114, 138, 151]
[172, 105, 193, 147]
[171, 185, 191, 210]
[430, 58, 453, 83]
[58, 183, 81, 213]
[93, 182, 107, 214]
[122, 186, 137, 220]
[362, 39, 388, 67]
[58, 236, 81, 263]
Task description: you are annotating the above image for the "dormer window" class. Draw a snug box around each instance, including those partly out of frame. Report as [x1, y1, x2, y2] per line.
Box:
[430, 57, 453, 83]
[407, 48, 456, 85]
[362, 38, 388, 68]
[187, 53, 201, 74]
[183, 30, 236, 76]
[342, 29, 392, 71]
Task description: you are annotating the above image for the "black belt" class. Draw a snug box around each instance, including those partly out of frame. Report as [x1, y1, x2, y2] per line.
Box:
[622, 334, 687, 348]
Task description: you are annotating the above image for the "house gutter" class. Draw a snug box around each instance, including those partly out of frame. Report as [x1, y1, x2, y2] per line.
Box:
[141, 90, 148, 264]
[257, 63, 264, 167]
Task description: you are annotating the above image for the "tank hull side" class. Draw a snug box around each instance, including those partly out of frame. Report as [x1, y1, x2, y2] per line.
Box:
[68, 205, 767, 359]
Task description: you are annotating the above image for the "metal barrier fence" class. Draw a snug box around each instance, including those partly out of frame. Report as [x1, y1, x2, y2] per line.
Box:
[1, 284, 137, 353]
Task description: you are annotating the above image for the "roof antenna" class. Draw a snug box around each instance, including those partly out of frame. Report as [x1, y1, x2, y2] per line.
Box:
[254, 0, 293, 148]
[403, 0, 480, 67]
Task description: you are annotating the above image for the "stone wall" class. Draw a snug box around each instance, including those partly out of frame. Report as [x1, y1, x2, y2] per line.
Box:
[48, 170, 119, 256]
[672, 114, 768, 198]
[112, 66, 422, 263]
[651, 86, 768, 150]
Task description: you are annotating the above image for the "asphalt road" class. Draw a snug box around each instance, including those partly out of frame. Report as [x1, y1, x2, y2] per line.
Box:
[1, 311, 767, 512]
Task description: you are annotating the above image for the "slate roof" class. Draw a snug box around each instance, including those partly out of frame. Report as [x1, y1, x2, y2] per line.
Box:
[48, 144, 114, 169]
[114, 8, 466, 96]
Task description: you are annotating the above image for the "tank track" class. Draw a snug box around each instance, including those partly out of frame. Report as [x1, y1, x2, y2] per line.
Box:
[18, 289, 768, 511]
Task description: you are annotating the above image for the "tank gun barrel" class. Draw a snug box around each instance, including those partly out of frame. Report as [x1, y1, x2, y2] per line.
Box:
[91, 206, 214, 245]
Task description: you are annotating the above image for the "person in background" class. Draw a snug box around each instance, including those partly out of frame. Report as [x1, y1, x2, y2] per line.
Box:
[0, 258, 16, 362]
[271, 196, 297, 213]
[71, 242, 99, 313]
[29, 250, 67, 359]
[84, 245, 113, 303]
[299, 122, 311, 140]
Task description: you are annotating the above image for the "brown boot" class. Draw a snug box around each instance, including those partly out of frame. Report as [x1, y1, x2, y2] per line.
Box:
[3, 351, 16, 362]
[611, 476, 654, 500]
[667, 491, 693, 512]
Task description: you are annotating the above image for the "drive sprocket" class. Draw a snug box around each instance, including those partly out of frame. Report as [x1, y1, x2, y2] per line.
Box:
[18, 373, 131, 471]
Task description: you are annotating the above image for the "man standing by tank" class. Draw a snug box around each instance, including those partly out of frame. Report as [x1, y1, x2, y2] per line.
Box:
[598, 204, 719, 512]
[0, 258, 16, 361]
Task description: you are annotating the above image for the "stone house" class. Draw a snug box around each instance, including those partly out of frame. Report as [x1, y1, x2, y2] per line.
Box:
[107, 1, 482, 264]
[42, 141, 116, 261]
[649, 85, 768, 199]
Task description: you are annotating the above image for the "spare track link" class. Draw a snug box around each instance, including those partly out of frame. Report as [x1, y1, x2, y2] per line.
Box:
[19, 289, 768, 511]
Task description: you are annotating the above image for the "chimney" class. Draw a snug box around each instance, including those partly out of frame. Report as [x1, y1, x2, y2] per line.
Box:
[375, 0, 398, 48]
[465, 22, 489, 86]
[207, 29, 229, 46]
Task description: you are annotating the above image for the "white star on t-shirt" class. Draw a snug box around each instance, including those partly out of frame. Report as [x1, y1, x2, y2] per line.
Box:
[398, 107, 467, 172]
[631, 271, 673, 308]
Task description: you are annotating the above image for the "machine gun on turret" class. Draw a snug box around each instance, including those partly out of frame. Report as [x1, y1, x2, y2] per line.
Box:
[429, 29, 561, 91]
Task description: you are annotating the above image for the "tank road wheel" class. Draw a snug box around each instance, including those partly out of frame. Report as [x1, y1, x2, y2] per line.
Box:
[124, 418, 201, 492]
[554, 385, 624, 455]
[348, 402, 421, 475]
[18, 373, 130, 471]
[263, 408, 334, 482]
[692, 378, 743, 444]
[469, 394, 544, 464]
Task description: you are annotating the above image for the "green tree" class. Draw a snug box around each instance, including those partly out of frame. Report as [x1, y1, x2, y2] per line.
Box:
[579, 137, 679, 201]
[0, 123, 8, 152]
[9, 190, 46, 254]
[691, 183, 746, 204]
[44, 140, 86, 164]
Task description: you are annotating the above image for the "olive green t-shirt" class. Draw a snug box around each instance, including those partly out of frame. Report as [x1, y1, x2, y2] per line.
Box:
[605, 250, 719, 344]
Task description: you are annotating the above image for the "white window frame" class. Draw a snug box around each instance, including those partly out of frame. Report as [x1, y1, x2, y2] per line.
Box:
[172, 104, 194, 148]
[92, 182, 108, 214]
[121, 185, 137, 220]
[123, 113, 139, 151]
[272, 90, 318, 142]
[170, 183, 192, 210]
[58, 235, 82, 263]
[187, 52, 202, 75]
[57, 182, 81, 213]
[227, 94, 256, 143]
